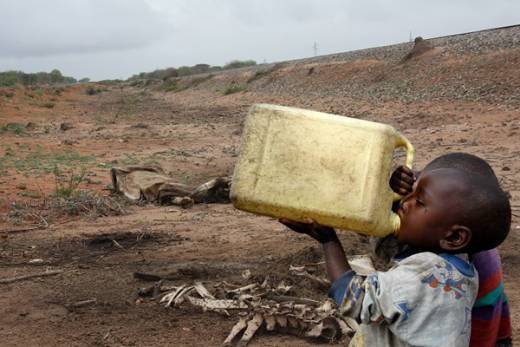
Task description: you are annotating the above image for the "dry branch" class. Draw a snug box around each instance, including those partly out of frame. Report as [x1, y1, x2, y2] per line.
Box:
[68, 298, 97, 309]
[0, 214, 49, 235]
[0, 269, 63, 284]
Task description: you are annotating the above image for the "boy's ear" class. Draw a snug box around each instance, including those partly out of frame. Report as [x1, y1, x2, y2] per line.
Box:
[439, 225, 472, 251]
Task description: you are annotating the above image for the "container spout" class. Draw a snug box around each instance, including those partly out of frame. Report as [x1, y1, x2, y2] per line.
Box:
[391, 213, 401, 236]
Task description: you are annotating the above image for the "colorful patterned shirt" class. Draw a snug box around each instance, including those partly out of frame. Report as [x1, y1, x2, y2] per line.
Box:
[329, 252, 478, 347]
[470, 249, 512, 347]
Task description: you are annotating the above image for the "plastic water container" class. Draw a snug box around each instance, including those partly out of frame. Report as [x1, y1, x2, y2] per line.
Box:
[230, 104, 415, 237]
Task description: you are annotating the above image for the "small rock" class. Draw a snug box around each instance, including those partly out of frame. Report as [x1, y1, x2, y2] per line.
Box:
[26, 122, 37, 130]
[502, 166, 511, 171]
[62, 139, 75, 146]
[16, 183, 27, 190]
[28, 259, 44, 264]
[242, 269, 252, 280]
[60, 122, 74, 131]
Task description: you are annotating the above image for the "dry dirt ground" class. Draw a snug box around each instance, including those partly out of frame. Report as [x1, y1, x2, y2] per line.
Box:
[1, 38, 520, 346]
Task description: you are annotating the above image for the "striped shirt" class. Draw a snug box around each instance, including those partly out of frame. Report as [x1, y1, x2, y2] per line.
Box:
[470, 249, 512, 347]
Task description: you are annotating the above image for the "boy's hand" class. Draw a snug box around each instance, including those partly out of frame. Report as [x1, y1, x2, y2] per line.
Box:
[279, 219, 338, 243]
[390, 165, 416, 196]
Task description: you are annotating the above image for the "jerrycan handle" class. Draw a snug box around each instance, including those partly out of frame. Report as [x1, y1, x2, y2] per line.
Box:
[390, 132, 415, 235]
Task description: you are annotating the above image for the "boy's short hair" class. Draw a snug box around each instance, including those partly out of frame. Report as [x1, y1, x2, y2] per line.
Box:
[424, 152, 498, 185]
[459, 172, 511, 253]
[426, 153, 510, 253]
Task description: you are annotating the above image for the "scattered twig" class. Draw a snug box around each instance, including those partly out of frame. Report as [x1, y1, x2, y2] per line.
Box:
[0, 213, 49, 235]
[0, 225, 44, 235]
[67, 298, 97, 309]
[437, 142, 476, 147]
[112, 239, 125, 250]
[0, 269, 64, 284]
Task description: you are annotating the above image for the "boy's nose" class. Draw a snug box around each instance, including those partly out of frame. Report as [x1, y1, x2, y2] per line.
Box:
[399, 194, 412, 212]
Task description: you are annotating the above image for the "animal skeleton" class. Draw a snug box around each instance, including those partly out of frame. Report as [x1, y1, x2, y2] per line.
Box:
[157, 278, 355, 346]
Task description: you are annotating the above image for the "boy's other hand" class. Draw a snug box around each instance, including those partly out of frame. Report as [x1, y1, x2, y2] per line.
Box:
[390, 165, 416, 196]
[279, 218, 337, 243]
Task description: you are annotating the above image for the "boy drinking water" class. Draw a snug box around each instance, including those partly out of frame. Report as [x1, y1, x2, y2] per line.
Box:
[281, 166, 511, 346]
[388, 153, 512, 347]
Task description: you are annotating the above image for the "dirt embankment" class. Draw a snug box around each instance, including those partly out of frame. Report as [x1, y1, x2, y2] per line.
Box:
[0, 25, 519, 346]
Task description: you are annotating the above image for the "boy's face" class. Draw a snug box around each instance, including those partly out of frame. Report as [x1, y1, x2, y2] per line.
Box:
[396, 168, 469, 250]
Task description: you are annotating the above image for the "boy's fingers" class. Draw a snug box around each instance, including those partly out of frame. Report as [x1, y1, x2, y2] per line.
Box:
[399, 165, 414, 175]
[400, 171, 415, 184]
[398, 187, 411, 195]
[390, 176, 412, 189]
[390, 177, 413, 196]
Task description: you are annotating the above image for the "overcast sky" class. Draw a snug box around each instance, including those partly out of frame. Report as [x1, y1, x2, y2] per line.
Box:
[0, 0, 519, 81]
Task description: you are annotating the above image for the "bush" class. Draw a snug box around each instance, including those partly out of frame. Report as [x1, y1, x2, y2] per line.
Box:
[223, 60, 257, 70]
[0, 71, 19, 86]
[223, 83, 245, 95]
[86, 86, 102, 95]
[0, 69, 77, 86]
[128, 64, 222, 81]
[53, 87, 64, 96]
[0, 123, 26, 135]
[160, 79, 179, 92]
[53, 166, 86, 198]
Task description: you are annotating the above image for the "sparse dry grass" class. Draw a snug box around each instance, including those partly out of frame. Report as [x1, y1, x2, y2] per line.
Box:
[4, 191, 127, 227]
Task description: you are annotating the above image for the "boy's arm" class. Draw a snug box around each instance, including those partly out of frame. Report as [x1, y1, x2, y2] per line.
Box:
[279, 219, 350, 282]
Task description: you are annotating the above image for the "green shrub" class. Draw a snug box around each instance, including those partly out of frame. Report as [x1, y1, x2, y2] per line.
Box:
[53, 87, 64, 96]
[247, 70, 270, 83]
[224, 60, 257, 70]
[160, 79, 179, 92]
[0, 123, 26, 135]
[86, 86, 102, 95]
[0, 69, 77, 86]
[223, 84, 245, 95]
[52, 166, 86, 198]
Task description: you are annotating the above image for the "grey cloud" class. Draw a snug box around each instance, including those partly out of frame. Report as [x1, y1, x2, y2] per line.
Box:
[0, 0, 171, 58]
[0, 0, 519, 80]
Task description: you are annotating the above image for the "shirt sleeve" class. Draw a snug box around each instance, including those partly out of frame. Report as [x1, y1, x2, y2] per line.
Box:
[329, 269, 404, 325]
[328, 271, 357, 305]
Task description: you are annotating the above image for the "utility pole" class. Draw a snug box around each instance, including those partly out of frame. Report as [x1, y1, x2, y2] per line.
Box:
[409, 31, 413, 42]
[313, 42, 318, 57]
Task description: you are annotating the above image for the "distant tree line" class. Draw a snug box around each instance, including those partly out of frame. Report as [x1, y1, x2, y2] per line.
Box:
[0, 69, 84, 87]
[127, 60, 257, 81]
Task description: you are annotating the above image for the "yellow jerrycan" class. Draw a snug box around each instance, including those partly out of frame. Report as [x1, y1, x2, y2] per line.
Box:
[230, 104, 415, 237]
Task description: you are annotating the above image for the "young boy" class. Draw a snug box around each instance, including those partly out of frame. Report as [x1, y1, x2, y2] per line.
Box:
[281, 167, 511, 346]
[389, 153, 512, 347]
